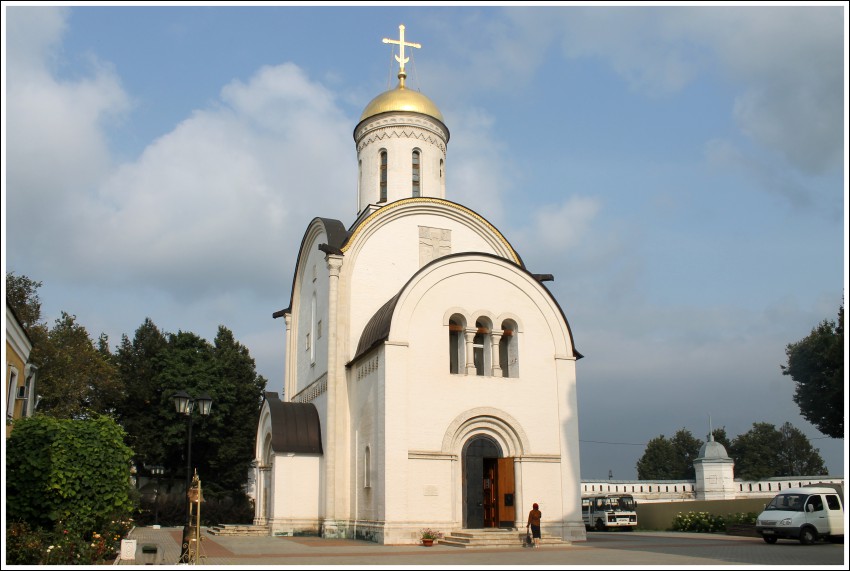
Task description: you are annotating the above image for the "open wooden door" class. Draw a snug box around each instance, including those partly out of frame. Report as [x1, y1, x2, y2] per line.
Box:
[482, 459, 497, 527]
[497, 457, 516, 527]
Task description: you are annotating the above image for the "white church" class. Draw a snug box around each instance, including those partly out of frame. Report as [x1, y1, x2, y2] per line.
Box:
[253, 26, 586, 545]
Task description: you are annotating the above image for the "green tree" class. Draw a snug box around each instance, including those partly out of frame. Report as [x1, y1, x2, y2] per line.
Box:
[637, 435, 677, 480]
[6, 272, 49, 360]
[33, 312, 121, 418]
[6, 414, 136, 531]
[670, 428, 703, 480]
[206, 326, 267, 493]
[146, 328, 267, 496]
[6, 271, 44, 330]
[729, 421, 827, 480]
[782, 304, 844, 438]
[113, 318, 170, 472]
[775, 421, 828, 477]
[728, 422, 777, 481]
[153, 330, 218, 489]
[637, 428, 704, 480]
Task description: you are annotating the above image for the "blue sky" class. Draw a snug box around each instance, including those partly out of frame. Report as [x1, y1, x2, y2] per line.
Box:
[3, 3, 847, 481]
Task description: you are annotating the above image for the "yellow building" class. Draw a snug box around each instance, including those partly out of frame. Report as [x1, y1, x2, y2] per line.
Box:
[5, 301, 37, 437]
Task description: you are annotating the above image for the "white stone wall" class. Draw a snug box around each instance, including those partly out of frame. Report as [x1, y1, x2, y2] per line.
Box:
[371, 253, 583, 543]
[341, 200, 520, 365]
[267, 454, 321, 535]
[349, 351, 384, 525]
[293, 224, 331, 398]
[694, 459, 736, 500]
[581, 475, 844, 503]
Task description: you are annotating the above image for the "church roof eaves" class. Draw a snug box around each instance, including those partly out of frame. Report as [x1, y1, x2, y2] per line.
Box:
[348, 292, 403, 366]
[273, 217, 349, 320]
[263, 392, 323, 454]
[346, 251, 583, 367]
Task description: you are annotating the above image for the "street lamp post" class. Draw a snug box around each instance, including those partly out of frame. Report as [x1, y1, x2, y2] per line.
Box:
[151, 465, 165, 527]
[172, 389, 212, 559]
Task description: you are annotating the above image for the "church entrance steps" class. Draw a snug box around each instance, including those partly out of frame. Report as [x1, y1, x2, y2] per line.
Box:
[206, 524, 270, 536]
[437, 528, 569, 549]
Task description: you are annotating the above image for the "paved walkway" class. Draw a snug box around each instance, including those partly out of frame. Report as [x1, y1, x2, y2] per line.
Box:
[116, 526, 581, 566]
[115, 526, 846, 567]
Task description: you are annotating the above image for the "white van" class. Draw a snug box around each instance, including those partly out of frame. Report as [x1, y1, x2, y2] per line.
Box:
[756, 486, 844, 545]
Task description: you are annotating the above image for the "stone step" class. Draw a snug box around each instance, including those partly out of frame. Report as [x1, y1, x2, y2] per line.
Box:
[207, 524, 270, 536]
[438, 528, 568, 549]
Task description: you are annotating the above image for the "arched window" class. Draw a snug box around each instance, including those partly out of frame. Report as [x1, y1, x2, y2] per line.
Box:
[364, 446, 371, 488]
[499, 319, 519, 378]
[449, 314, 465, 374]
[379, 150, 388, 202]
[473, 319, 491, 376]
[412, 150, 421, 197]
[310, 293, 317, 364]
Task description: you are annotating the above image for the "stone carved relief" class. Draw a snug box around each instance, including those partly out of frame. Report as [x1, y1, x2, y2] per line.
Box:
[419, 226, 451, 267]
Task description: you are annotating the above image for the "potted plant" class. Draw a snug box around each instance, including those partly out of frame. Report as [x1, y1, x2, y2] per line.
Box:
[419, 528, 443, 546]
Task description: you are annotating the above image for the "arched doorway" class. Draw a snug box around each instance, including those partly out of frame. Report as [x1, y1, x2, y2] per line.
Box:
[462, 435, 516, 528]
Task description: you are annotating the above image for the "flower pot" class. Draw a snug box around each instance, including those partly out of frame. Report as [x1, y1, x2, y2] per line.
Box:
[422, 539, 434, 547]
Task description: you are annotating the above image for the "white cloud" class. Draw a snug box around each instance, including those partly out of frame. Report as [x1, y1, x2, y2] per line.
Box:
[529, 195, 601, 252]
[492, 6, 843, 176]
[444, 106, 514, 226]
[4, 5, 68, 76]
[5, 7, 131, 229]
[6, 15, 357, 302]
[685, 7, 844, 175]
[551, 7, 700, 96]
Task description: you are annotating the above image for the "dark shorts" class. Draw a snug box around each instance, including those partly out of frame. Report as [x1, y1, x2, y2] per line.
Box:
[530, 525, 541, 538]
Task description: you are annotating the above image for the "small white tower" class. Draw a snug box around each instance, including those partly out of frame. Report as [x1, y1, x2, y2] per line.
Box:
[694, 431, 736, 500]
[353, 25, 449, 215]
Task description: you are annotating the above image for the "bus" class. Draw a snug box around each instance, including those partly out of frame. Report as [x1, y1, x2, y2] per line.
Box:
[582, 494, 638, 531]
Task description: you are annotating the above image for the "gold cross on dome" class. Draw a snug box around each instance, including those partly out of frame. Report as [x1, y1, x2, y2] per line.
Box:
[383, 24, 421, 76]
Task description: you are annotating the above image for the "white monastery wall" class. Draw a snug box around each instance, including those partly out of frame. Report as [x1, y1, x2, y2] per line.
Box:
[581, 475, 844, 503]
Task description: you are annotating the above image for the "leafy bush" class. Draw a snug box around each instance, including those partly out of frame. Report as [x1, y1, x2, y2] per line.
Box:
[725, 512, 758, 525]
[671, 511, 757, 533]
[5, 415, 137, 564]
[5, 522, 48, 565]
[671, 511, 726, 533]
[6, 415, 136, 531]
[5, 517, 134, 565]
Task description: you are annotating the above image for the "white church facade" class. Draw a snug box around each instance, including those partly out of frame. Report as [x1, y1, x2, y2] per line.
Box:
[253, 26, 586, 545]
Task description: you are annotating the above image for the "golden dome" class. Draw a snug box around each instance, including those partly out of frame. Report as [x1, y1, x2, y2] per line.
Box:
[359, 80, 444, 124]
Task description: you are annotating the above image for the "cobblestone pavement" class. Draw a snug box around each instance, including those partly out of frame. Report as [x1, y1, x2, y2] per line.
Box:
[116, 527, 847, 567]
